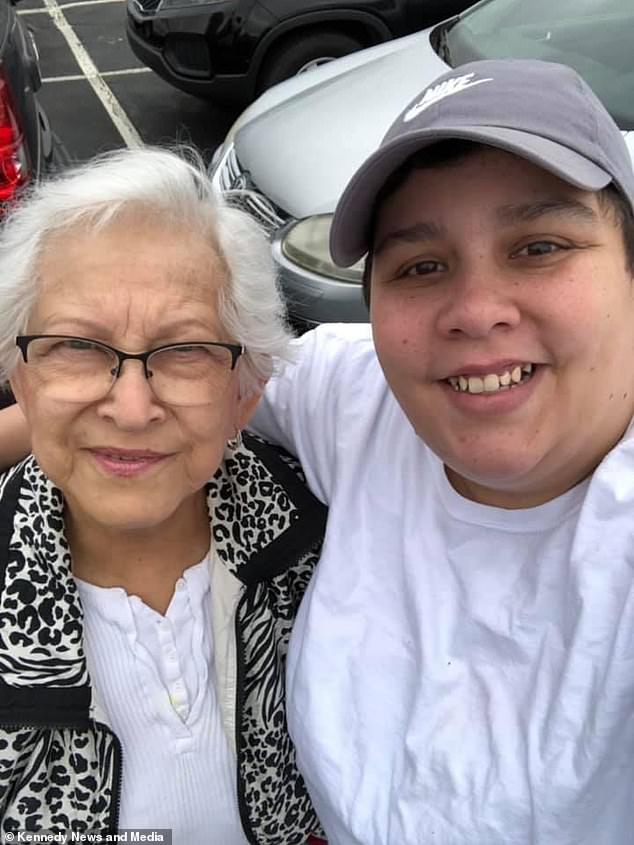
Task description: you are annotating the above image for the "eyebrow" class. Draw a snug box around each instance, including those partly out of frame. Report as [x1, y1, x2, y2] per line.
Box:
[373, 220, 447, 257]
[494, 199, 599, 226]
[37, 317, 110, 336]
[372, 197, 598, 257]
[39, 316, 219, 338]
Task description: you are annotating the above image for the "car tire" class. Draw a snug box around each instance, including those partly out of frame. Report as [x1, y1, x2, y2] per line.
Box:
[257, 30, 364, 93]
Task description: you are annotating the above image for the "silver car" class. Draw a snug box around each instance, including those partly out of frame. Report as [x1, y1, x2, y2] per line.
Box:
[211, 0, 634, 327]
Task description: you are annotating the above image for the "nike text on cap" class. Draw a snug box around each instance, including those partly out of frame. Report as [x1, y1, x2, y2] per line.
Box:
[329, 59, 634, 267]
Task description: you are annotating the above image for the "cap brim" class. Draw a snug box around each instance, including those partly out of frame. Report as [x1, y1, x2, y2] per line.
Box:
[330, 125, 612, 267]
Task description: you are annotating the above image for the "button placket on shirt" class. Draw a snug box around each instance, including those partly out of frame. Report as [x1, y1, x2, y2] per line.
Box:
[158, 615, 191, 719]
[159, 562, 212, 736]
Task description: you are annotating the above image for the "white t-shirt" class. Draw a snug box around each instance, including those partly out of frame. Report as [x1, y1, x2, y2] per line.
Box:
[75, 556, 248, 845]
[252, 323, 634, 845]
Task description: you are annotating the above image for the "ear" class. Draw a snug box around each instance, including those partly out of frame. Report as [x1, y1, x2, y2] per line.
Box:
[0, 387, 32, 467]
[8, 369, 27, 415]
[235, 379, 266, 431]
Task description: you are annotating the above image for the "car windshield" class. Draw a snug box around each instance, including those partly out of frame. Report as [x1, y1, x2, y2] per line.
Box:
[444, 0, 634, 129]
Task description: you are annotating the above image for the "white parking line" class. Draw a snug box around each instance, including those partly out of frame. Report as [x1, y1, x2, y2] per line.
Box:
[19, 0, 125, 14]
[59, 0, 126, 9]
[42, 0, 142, 148]
[43, 67, 152, 82]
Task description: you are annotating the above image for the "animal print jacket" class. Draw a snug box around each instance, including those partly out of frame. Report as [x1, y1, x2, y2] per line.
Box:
[0, 433, 327, 844]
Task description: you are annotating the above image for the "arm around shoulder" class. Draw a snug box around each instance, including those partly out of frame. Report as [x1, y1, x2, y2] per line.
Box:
[250, 323, 374, 502]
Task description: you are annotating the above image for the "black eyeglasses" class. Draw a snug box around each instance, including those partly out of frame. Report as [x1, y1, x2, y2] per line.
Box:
[16, 335, 244, 406]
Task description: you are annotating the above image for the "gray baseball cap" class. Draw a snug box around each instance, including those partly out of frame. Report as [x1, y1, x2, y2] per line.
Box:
[330, 59, 634, 267]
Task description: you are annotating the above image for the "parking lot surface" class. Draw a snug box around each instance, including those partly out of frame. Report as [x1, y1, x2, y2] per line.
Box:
[18, 0, 240, 160]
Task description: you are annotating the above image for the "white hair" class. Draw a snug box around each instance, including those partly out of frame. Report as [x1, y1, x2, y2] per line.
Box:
[0, 146, 293, 394]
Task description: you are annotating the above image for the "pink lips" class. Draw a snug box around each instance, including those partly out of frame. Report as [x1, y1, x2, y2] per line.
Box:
[443, 359, 533, 379]
[89, 448, 170, 478]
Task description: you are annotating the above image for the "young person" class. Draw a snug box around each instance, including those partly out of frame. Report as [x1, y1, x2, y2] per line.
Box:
[252, 60, 634, 845]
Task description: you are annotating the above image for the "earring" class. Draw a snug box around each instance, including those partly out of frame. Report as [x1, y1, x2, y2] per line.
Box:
[227, 429, 243, 450]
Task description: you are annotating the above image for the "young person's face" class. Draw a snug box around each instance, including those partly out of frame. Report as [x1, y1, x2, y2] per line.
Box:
[369, 148, 634, 508]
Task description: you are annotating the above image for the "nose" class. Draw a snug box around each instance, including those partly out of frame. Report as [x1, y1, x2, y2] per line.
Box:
[97, 359, 166, 429]
[435, 266, 521, 339]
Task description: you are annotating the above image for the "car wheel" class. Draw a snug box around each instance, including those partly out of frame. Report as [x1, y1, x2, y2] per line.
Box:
[258, 30, 364, 93]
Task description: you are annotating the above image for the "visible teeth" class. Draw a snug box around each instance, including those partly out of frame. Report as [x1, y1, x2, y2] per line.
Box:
[483, 374, 500, 392]
[448, 364, 535, 394]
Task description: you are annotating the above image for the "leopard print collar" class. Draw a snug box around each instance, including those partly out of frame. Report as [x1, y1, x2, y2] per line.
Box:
[0, 434, 322, 690]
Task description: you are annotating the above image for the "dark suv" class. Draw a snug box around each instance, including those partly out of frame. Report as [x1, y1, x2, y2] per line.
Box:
[127, 0, 475, 105]
[0, 0, 66, 209]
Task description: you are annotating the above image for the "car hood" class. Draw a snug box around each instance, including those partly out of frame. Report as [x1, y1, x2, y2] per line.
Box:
[234, 27, 448, 219]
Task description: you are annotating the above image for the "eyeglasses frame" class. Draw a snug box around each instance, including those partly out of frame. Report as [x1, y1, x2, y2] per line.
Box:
[15, 334, 244, 386]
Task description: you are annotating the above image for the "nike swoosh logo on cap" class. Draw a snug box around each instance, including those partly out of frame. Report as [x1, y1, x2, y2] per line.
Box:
[403, 73, 494, 122]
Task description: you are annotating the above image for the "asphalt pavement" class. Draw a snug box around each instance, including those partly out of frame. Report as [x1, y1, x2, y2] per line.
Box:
[18, 0, 240, 161]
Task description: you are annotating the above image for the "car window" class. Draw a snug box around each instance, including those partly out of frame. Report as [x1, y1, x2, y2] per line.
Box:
[445, 0, 634, 129]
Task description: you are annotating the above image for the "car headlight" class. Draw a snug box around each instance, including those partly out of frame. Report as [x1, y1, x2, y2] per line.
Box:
[281, 214, 364, 283]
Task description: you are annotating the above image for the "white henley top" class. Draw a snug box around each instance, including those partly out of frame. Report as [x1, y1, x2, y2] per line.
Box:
[75, 555, 249, 845]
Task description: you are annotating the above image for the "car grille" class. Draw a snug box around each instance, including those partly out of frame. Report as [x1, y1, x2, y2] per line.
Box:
[132, 0, 161, 14]
[218, 146, 289, 236]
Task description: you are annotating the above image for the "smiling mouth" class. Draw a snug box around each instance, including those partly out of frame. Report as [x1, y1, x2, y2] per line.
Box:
[89, 449, 171, 467]
[101, 454, 162, 462]
[446, 364, 536, 395]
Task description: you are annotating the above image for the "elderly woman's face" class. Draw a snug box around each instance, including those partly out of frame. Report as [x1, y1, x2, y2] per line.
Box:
[370, 148, 634, 507]
[10, 216, 259, 532]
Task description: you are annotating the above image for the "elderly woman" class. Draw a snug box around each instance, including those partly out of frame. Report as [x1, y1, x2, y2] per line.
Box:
[0, 148, 326, 844]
